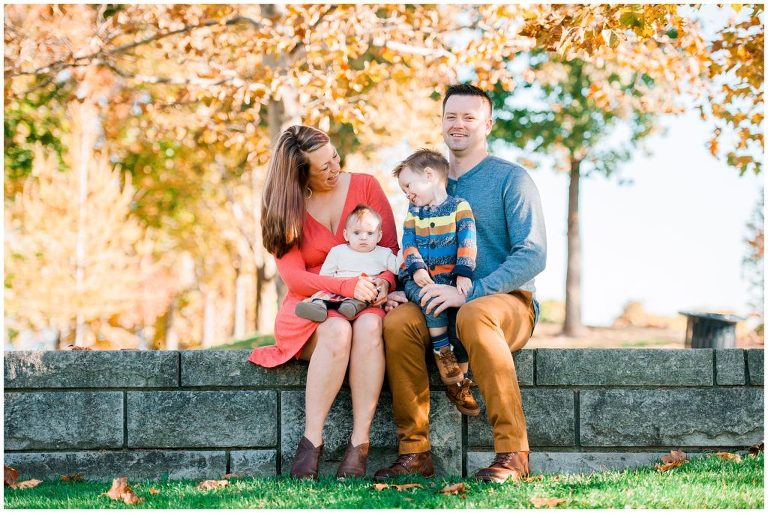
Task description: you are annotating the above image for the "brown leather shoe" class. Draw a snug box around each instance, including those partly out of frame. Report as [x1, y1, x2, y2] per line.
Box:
[290, 436, 323, 479]
[445, 378, 480, 416]
[373, 451, 435, 481]
[434, 346, 463, 385]
[336, 440, 370, 479]
[474, 451, 529, 483]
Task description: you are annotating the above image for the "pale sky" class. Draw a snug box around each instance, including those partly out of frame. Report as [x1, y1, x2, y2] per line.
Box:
[501, 110, 763, 326]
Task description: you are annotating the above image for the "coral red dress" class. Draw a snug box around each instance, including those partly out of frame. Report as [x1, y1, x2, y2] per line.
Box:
[248, 173, 399, 368]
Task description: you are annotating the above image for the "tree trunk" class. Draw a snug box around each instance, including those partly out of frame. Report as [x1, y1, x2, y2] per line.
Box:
[563, 157, 585, 337]
[165, 296, 179, 350]
[202, 287, 216, 348]
[233, 262, 247, 339]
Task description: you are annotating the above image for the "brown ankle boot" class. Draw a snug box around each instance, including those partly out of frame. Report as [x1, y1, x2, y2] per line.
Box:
[474, 451, 529, 483]
[373, 451, 435, 481]
[336, 440, 370, 479]
[290, 436, 323, 479]
[445, 378, 480, 416]
[434, 346, 463, 385]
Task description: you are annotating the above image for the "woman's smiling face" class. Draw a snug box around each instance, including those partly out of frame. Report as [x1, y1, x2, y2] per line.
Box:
[305, 143, 341, 193]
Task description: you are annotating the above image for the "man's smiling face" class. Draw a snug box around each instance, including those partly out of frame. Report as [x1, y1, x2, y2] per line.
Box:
[441, 94, 493, 156]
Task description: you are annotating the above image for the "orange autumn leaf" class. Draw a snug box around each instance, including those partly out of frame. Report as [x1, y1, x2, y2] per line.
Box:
[439, 482, 466, 495]
[12, 479, 43, 489]
[102, 476, 133, 501]
[148, 487, 160, 495]
[656, 460, 685, 472]
[660, 450, 687, 464]
[196, 479, 229, 490]
[373, 482, 422, 491]
[122, 490, 144, 505]
[530, 496, 567, 508]
[716, 452, 742, 462]
[524, 474, 544, 482]
[748, 442, 764, 456]
[60, 473, 83, 481]
[4, 465, 19, 487]
[372, 483, 389, 491]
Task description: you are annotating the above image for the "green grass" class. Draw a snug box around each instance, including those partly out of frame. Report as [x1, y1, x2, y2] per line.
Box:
[4, 453, 763, 509]
[209, 332, 275, 350]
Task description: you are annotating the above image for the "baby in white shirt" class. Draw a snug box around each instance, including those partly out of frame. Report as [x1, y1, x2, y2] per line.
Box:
[296, 204, 400, 322]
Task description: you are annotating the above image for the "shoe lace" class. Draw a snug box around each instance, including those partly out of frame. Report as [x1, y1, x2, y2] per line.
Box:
[438, 349, 458, 367]
[490, 452, 517, 468]
[393, 453, 419, 469]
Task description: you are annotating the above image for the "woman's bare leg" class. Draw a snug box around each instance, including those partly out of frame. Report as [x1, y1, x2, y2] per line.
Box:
[299, 317, 352, 446]
[348, 313, 385, 446]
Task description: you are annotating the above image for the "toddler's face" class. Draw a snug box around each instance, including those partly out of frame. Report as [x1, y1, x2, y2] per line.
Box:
[398, 166, 437, 207]
[344, 214, 382, 252]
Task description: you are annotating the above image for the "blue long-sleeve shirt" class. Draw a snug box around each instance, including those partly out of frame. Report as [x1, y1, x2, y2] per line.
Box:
[446, 156, 547, 302]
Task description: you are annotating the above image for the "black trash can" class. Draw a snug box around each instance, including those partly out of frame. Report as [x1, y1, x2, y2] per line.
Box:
[679, 311, 745, 349]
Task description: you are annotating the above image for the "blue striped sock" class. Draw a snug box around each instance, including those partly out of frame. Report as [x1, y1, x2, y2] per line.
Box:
[432, 333, 451, 353]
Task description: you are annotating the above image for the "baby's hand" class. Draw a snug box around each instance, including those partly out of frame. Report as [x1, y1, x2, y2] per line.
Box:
[456, 276, 472, 296]
[413, 269, 434, 287]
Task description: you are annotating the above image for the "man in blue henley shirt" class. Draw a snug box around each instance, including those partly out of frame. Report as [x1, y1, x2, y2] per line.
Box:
[375, 84, 547, 483]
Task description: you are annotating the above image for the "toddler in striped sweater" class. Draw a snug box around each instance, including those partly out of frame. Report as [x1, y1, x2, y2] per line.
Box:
[394, 149, 480, 416]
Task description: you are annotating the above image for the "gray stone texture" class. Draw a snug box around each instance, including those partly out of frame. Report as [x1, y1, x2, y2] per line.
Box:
[536, 349, 713, 386]
[580, 388, 764, 447]
[747, 349, 764, 385]
[429, 349, 534, 388]
[715, 349, 746, 385]
[127, 391, 277, 448]
[5, 392, 123, 450]
[4, 450, 226, 481]
[4, 350, 178, 388]
[467, 388, 575, 448]
[229, 450, 277, 476]
[181, 351, 307, 387]
[281, 390, 461, 476]
[467, 451, 696, 475]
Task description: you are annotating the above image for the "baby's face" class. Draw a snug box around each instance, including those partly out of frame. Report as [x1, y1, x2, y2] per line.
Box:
[344, 214, 382, 252]
[398, 166, 437, 207]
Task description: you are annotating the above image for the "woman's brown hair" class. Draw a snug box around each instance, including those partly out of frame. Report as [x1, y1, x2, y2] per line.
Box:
[261, 125, 330, 257]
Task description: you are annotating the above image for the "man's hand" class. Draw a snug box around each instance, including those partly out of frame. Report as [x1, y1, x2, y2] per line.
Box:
[419, 283, 466, 316]
[456, 276, 472, 296]
[413, 269, 434, 287]
[384, 290, 407, 313]
[371, 277, 390, 306]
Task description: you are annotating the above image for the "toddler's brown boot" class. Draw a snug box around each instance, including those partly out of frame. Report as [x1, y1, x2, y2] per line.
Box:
[434, 345, 463, 385]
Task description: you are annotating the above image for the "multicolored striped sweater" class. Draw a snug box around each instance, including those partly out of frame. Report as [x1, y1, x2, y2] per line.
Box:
[401, 195, 477, 284]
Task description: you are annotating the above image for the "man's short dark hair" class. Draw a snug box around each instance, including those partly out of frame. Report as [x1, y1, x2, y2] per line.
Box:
[392, 148, 449, 184]
[442, 84, 492, 117]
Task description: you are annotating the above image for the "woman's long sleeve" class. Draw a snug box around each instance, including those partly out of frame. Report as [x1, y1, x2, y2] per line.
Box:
[276, 245, 358, 298]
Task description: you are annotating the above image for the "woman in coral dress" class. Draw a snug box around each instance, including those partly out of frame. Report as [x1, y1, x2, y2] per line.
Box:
[249, 125, 399, 479]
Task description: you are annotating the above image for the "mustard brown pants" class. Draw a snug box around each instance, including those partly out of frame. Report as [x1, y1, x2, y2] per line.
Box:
[383, 291, 535, 454]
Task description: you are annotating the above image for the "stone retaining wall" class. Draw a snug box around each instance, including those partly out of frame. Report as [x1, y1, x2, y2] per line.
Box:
[4, 348, 764, 481]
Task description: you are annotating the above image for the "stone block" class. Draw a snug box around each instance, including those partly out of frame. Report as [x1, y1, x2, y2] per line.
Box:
[229, 450, 277, 476]
[5, 392, 123, 450]
[4, 351, 178, 388]
[467, 389, 575, 447]
[4, 450, 226, 481]
[536, 349, 713, 386]
[580, 388, 764, 447]
[747, 349, 764, 385]
[716, 349, 745, 385]
[428, 349, 534, 388]
[127, 391, 277, 448]
[181, 351, 307, 387]
[467, 451, 698, 475]
[281, 391, 461, 476]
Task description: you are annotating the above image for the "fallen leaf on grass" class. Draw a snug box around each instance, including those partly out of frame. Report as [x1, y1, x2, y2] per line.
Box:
[655, 461, 685, 472]
[61, 473, 83, 481]
[716, 452, 742, 462]
[749, 442, 764, 456]
[439, 482, 466, 495]
[660, 450, 687, 464]
[102, 476, 132, 501]
[10, 479, 42, 489]
[121, 490, 143, 505]
[524, 475, 544, 482]
[530, 496, 566, 508]
[148, 487, 160, 495]
[223, 473, 245, 479]
[196, 479, 229, 490]
[372, 483, 423, 491]
[4, 465, 18, 487]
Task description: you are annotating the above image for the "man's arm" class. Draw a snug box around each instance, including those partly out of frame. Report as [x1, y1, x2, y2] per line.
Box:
[465, 171, 546, 301]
